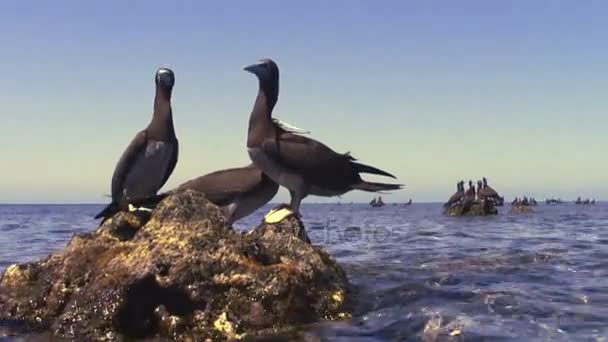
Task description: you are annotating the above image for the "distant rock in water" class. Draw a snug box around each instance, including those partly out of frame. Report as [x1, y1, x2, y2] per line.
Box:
[444, 201, 498, 216]
[510, 204, 534, 214]
[0, 190, 349, 340]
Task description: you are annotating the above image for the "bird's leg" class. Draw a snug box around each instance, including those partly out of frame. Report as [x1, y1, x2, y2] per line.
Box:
[289, 190, 304, 218]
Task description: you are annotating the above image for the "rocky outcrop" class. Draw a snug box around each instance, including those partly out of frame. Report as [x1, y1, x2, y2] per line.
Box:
[0, 190, 349, 340]
[444, 201, 498, 216]
[510, 205, 534, 214]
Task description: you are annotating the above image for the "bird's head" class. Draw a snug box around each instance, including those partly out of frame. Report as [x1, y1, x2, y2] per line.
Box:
[244, 58, 279, 85]
[155, 68, 175, 89]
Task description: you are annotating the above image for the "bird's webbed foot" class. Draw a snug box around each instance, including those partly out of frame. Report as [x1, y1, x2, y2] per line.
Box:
[127, 204, 154, 213]
[263, 203, 300, 223]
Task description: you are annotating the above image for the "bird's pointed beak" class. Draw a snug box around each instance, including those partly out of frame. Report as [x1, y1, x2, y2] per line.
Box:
[243, 62, 262, 74]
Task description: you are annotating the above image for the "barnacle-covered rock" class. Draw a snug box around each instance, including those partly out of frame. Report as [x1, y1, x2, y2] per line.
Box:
[0, 190, 349, 340]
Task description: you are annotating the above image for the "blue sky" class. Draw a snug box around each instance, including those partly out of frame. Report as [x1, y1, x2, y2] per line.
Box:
[0, 1, 606, 203]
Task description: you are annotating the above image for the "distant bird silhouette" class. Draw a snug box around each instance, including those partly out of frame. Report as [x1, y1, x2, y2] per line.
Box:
[481, 177, 500, 199]
[462, 181, 476, 213]
[444, 181, 464, 208]
[476, 180, 485, 201]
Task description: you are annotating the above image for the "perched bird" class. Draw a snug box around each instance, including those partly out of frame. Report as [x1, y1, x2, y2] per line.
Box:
[444, 181, 464, 208]
[95, 68, 178, 221]
[476, 180, 485, 201]
[481, 177, 500, 199]
[462, 180, 476, 212]
[130, 165, 279, 225]
[174, 164, 279, 224]
[243, 58, 401, 216]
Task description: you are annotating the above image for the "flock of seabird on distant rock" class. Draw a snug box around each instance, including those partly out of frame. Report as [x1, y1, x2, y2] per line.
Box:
[96, 59, 402, 224]
[443, 177, 504, 209]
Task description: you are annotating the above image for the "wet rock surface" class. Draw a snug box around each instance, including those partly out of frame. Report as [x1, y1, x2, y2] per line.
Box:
[444, 201, 498, 216]
[0, 190, 349, 341]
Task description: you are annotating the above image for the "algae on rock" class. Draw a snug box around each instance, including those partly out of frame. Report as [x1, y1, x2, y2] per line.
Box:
[0, 190, 349, 341]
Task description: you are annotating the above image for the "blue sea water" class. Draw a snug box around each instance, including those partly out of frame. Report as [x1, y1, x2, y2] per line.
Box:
[1, 202, 608, 341]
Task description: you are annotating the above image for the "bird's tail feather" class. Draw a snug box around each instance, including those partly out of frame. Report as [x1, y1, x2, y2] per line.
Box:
[352, 162, 397, 179]
[94, 202, 119, 220]
[352, 181, 403, 192]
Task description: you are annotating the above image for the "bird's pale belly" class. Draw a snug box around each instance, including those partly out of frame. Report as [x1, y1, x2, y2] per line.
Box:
[123, 140, 174, 200]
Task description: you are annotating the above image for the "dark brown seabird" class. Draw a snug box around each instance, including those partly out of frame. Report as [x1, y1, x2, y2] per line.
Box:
[482, 177, 500, 198]
[174, 164, 278, 224]
[95, 68, 179, 221]
[243, 58, 402, 215]
[477, 180, 485, 201]
[462, 180, 476, 211]
[131, 164, 280, 224]
[444, 181, 464, 208]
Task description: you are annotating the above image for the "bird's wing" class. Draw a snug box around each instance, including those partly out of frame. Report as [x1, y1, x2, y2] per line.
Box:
[261, 133, 356, 188]
[110, 131, 148, 201]
[446, 191, 463, 205]
[177, 165, 266, 206]
[159, 139, 178, 190]
[486, 186, 499, 197]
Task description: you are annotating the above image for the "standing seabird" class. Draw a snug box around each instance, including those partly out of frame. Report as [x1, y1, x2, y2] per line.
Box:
[444, 181, 464, 208]
[476, 180, 485, 201]
[95, 68, 179, 221]
[462, 180, 476, 212]
[481, 177, 500, 199]
[243, 58, 401, 215]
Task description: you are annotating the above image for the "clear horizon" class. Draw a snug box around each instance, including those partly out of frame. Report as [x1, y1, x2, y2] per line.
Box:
[1, 1, 607, 203]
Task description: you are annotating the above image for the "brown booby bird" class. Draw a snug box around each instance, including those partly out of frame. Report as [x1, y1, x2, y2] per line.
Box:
[95, 68, 178, 221]
[462, 180, 476, 212]
[481, 177, 500, 199]
[129, 165, 280, 225]
[476, 180, 485, 201]
[444, 181, 464, 208]
[243, 58, 401, 215]
[174, 164, 279, 224]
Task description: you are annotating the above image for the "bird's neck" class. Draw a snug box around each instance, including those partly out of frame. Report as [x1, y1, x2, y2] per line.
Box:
[247, 85, 277, 147]
[149, 87, 175, 140]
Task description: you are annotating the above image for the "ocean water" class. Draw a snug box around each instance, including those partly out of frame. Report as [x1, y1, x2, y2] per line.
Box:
[1, 202, 608, 341]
